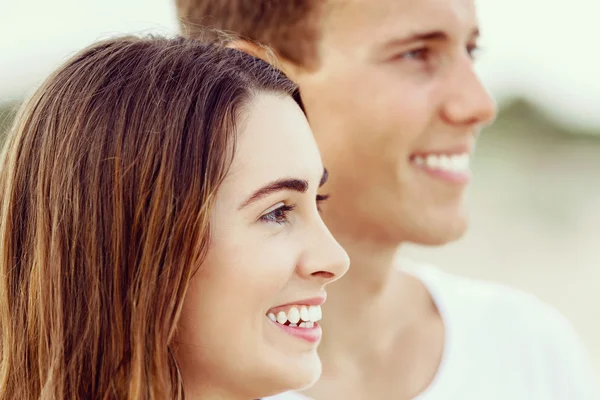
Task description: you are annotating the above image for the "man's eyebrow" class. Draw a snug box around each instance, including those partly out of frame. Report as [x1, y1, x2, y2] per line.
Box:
[239, 178, 308, 209]
[380, 30, 449, 50]
[380, 27, 480, 51]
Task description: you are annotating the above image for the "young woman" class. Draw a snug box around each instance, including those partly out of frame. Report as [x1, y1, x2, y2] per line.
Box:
[0, 36, 349, 400]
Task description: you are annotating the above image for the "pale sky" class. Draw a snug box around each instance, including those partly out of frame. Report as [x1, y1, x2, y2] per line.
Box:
[1, 0, 599, 128]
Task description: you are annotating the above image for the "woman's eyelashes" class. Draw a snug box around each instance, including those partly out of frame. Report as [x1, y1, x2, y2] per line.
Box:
[259, 194, 330, 225]
[316, 193, 330, 212]
[260, 202, 296, 225]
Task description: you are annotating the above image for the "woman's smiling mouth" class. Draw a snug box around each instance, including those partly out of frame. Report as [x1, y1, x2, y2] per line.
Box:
[266, 298, 325, 343]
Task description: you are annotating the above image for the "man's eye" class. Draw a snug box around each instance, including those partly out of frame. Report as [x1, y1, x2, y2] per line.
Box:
[398, 47, 430, 61]
[466, 44, 481, 60]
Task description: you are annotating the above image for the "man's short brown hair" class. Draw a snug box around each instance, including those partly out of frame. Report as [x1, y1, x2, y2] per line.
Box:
[176, 0, 323, 67]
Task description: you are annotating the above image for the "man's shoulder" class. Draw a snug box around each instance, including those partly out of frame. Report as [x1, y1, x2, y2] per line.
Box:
[404, 259, 597, 398]
[401, 258, 568, 330]
[401, 258, 593, 363]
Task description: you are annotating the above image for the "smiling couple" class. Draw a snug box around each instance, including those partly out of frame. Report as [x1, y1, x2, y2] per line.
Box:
[0, 0, 596, 399]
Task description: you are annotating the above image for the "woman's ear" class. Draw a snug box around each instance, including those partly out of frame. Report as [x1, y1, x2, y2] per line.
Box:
[225, 40, 302, 83]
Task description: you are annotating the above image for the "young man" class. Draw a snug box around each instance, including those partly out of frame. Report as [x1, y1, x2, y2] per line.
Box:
[176, 0, 598, 399]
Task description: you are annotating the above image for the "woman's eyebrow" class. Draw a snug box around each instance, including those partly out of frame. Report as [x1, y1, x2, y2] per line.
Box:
[239, 178, 308, 209]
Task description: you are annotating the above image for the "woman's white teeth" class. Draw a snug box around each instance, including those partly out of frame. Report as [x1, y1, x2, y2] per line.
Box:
[288, 307, 300, 324]
[308, 305, 322, 321]
[276, 311, 287, 324]
[300, 306, 310, 321]
[268, 305, 322, 327]
[414, 153, 470, 173]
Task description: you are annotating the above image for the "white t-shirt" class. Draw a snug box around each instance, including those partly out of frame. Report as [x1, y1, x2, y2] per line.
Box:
[267, 260, 598, 399]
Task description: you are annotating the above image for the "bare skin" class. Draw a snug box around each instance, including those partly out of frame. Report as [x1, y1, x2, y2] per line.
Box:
[234, 0, 496, 397]
[175, 94, 349, 399]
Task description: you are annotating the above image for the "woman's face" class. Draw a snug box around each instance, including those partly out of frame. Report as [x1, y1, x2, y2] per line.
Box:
[175, 93, 349, 399]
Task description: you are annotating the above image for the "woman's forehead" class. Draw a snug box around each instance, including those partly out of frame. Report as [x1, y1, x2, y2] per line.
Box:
[220, 93, 322, 194]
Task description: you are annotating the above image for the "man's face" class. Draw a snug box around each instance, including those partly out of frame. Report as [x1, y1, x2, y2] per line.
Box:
[290, 0, 497, 246]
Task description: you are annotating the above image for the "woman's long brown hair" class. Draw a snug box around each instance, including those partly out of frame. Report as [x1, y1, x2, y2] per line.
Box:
[0, 36, 298, 399]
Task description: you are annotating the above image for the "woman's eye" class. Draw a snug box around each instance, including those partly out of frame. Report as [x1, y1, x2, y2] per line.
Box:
[316, 193, 330, 212]
[260, 203, 296, 225]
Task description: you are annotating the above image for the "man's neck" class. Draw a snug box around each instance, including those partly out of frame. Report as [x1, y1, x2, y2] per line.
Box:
[328, 235, 399, 298]
[311, 231, 444, 399]
[318, 233, 417, 358]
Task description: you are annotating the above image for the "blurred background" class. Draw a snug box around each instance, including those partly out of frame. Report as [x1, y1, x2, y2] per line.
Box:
[1, 0, 599, 379]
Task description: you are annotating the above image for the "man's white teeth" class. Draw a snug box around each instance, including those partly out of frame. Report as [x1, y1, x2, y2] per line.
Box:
[268, 305, 322, 328]
[414, 153, 470, 173]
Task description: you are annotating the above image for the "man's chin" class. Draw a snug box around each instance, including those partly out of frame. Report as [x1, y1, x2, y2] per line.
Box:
[405, 216, 469, 247]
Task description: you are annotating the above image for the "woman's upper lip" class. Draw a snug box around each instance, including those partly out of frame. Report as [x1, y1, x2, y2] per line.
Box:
[273, 296, 326, 308]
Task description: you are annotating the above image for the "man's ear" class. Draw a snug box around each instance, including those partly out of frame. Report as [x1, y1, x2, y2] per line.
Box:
[225, 40, 301, 82]
[225, 40, 264, 59]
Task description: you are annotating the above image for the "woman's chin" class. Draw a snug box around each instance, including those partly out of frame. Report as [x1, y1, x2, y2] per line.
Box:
[292, 355, 322, 390]
[262, 353, 322, 396]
